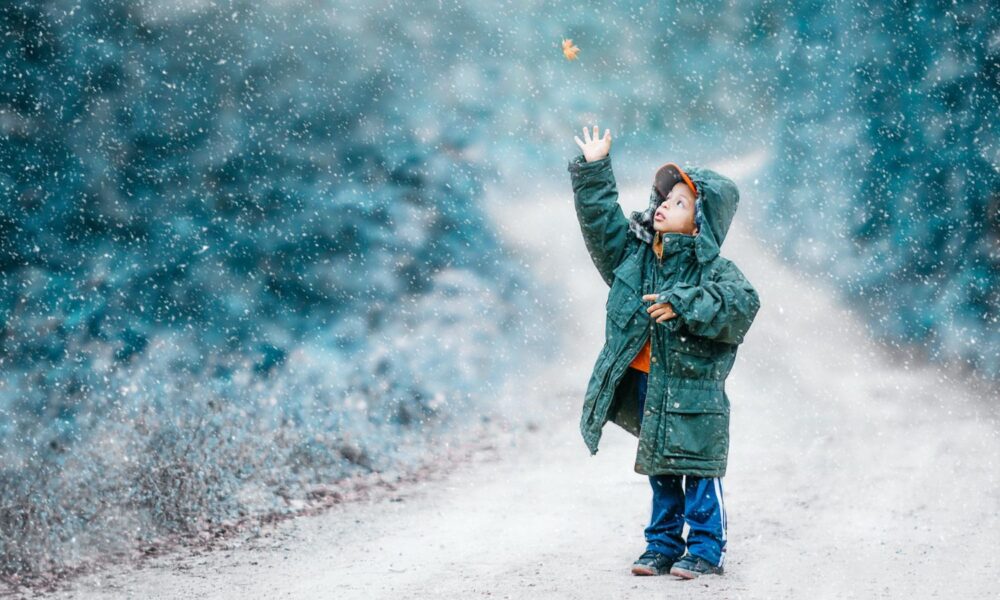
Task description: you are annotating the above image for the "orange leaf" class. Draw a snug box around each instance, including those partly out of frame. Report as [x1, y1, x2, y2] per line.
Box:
[562, 38, 580, 61]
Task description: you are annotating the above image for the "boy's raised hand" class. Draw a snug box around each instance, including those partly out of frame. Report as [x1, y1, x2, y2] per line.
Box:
[642, 293, 677, 323]
[574, 124, 612, 163]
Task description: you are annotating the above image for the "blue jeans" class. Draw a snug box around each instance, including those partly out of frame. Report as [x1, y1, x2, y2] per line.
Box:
[633, 367, 728, 567]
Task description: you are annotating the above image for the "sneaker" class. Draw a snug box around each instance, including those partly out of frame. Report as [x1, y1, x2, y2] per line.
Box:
[669, 553, 724, 579]
[631, 549, 677, 576]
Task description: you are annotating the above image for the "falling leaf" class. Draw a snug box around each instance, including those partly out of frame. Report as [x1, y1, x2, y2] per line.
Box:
[562, 38, 580, 61]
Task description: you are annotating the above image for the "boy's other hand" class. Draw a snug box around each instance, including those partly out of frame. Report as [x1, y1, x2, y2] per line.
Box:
[642, 293, 677, 323]
[573, 124, 612, 162]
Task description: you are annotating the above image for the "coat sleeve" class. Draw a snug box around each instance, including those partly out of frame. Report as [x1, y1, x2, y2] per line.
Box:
[566, 153, 631, 288]
[655, 260, 761, 345]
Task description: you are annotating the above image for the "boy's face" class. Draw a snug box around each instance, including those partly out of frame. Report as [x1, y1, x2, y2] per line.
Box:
[653, 181, 698, 235]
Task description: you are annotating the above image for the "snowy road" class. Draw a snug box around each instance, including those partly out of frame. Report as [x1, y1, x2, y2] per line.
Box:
[50, 156, 999, 599]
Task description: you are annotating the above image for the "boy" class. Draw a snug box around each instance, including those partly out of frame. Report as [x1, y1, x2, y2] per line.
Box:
[567, 125, 761, 579]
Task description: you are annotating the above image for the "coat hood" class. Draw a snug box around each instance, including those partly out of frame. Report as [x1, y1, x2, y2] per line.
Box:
[627, 165, 740, 263]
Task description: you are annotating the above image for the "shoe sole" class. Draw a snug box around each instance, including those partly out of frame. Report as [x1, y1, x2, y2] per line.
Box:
[631, 564, 667, 576]
[670, 565, 723, 579]
[669, 565, 699, 579]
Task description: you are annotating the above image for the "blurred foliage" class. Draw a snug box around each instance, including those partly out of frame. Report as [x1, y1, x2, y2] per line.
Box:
[744, 0, 999, 377]
[0, 0, 548, 578]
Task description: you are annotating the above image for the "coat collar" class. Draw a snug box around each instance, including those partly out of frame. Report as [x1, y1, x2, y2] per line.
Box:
[654, 231, 697, 259]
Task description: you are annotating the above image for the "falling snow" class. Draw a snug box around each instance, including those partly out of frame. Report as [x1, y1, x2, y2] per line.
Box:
[0, 0, 997, 596]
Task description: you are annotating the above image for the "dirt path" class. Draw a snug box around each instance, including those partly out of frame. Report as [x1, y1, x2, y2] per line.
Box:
[47, 156, 999, 599]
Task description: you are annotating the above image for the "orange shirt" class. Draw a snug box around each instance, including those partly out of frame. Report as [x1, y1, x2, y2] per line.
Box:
[629, 339, 651, 372]
[627, 232, 663, 374]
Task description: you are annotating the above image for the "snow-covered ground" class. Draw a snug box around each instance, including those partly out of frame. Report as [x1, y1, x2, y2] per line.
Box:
[45, 154, 1000, 599]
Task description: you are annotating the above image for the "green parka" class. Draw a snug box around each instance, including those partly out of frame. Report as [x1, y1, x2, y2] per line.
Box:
[567, 152, 761, 477]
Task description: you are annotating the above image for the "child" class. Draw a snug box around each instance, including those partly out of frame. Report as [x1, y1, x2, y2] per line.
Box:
[567, 125, 761, 579]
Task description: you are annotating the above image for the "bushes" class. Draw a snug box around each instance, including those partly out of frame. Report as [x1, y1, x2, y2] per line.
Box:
[0, 0, 550, 579]
[1, 292, 543, 578]
[750, 0, 1000, 378]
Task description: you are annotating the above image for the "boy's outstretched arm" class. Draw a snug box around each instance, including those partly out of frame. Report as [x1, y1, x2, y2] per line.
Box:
[653, 260, 761, 345]
[567, 126, 631, 287]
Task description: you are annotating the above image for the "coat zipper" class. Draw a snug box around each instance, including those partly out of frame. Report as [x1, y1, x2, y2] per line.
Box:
[590, 238, 663, 428]
[589, 329, 650, 426]
[653, 231, 663, 346]
[590, 235, 669, 429]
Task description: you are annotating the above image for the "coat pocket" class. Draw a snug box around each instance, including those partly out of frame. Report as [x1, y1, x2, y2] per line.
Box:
[665, 334, 733, 379]
[657, 383, 729, 461]
[607, 291, 643, 329]
[606, 253, 644, 329]
[605, 261, 648, 329]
